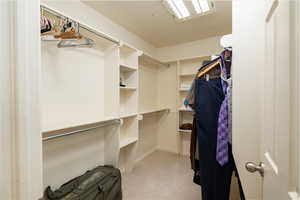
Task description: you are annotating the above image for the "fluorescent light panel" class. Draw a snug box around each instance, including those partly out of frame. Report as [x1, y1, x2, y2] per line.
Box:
[167, 0, 190, 19]
[199, 0, 210, 13]
[192, 0, 202, 14]
[167, 0, 182, 18]
[192, 0, 211, 14]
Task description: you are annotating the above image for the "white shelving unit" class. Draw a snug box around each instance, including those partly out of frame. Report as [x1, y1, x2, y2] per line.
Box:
[118, 43, 140, 172]
[119, 116, 138, 148]
[41, 7, 121, 189]
[177, 56, 210, 155]
[119, 44, 139, 118]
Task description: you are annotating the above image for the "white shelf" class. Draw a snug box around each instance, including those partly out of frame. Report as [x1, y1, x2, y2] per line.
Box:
[178, 129, 192, 133]
[179, 108, 193, 112]
[139, 108, 170, 115]
[140, 53, 170, 68]
[179, 87, 190, 92]
[120, 86, 137, 91]
[120, 42, 138, 53]
[180, 73, 196, 77]
[120, 63, 137, 72]
[42, 116, 120, 133]
[120, 137, 138, 148]
[120, 113, 138, 119]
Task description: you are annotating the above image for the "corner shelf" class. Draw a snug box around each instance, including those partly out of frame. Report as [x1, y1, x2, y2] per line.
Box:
[139, 53, 170, 68]
[120, 137, 138, 148]
[120, 86, 137, 91]
[179, 73, 196, 77]
[179, 108, 194, 112]
[179, 87, 190, 92]
[139, 108, 170, 115]
[120, 64, 137, 72]
[178, 129, 192, 133]
[120, 113, 138, 119]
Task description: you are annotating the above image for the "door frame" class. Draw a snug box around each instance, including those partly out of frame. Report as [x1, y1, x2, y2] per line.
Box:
[289, 0, 300, 199]
[0, 0, 43, 199]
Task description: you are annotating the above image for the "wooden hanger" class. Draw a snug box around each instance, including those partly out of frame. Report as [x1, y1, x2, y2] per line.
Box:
[55, 20, 83, 40]
[54, 29, 83, 39]
[197, 59, 221, 78]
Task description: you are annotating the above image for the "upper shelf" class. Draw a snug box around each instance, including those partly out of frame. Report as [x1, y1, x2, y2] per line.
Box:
[42, 116, 120, 135]
[119, 42, 139, 54]
[120, 63, 137, 72]
[139, 53, 170, 68]
[179, 73, 196, 77]
[139, 108, 170, 115]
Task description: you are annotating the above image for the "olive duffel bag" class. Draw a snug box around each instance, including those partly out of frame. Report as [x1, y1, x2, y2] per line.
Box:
[43, 165, 122, 200]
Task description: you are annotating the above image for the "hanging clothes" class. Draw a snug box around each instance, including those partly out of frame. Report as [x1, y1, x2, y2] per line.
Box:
[41, 16, 52, 34]
[216, 52, 230, 166]
[189, 49, 245, 200]
[194, 75, 234, 200]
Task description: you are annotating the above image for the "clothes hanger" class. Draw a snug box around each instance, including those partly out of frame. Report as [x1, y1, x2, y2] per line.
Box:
[196, 57, 221, 78]
[54, 20, 83, 39]
[57, 37, 95, 48]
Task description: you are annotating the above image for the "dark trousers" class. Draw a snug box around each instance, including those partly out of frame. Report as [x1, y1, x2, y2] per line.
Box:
[194, 78, 234, 200]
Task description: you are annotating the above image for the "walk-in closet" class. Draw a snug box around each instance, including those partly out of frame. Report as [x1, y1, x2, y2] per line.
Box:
[2, 0, 299, 200]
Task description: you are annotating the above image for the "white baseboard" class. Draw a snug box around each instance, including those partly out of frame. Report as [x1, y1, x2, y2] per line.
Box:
[156, 147, 190, 157]
[134, 147, 157, 164]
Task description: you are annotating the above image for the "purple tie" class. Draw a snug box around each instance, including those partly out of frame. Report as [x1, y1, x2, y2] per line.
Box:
[216, 55, 229, 166]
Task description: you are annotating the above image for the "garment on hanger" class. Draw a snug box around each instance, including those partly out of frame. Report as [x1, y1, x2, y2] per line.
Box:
[184, 60, 215, 109]
[216, 51, 231, 166]
[227, 77, 233, 144]
[189, 49, 246, 200]
[190, 118, 201, 185]
[194, 75, 234, 200]
[41, 16, 52, 33]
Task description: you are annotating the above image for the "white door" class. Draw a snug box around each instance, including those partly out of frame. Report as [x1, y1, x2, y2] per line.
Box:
[233, 0, 291, 199]
[261, 0, 290, 199]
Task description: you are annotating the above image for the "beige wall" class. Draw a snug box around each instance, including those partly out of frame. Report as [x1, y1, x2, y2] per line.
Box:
[155, 36, 223, 62]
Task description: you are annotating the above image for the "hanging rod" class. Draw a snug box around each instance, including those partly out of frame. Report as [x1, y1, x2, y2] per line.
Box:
[43, 119, 121, 141]
[40, 5, 120, 45]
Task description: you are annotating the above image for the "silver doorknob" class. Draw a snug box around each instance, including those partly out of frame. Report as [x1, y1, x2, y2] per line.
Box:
[245, 162, 265, 177]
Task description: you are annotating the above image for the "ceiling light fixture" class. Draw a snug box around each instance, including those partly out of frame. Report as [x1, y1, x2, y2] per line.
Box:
[163, 0, 215, 22]
[192, 0, 202, 14]
[166, 0, 190, 19]
[199, 0, 210, 13]
[167, 0, 182, 18]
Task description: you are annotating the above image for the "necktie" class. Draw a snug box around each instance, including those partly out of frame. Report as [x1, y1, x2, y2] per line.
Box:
[216, 55, 229, 166]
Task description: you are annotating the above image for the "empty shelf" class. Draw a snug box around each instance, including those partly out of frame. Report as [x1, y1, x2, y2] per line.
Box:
[120, 63, 137, 72]
[120, 86, 137, 91]
[120, 113, 138, 118]
[42, 116, 120, 133]
[178, 129, 192, 133]
[179, 88, 190, 91]
[180, 73, 196, 77]
[139, 108, 170, 115]
[179, 108, 194, 112]
[120, 137, 138, 148]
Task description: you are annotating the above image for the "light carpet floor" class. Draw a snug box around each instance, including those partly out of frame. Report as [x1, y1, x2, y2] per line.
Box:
[122, 150, 241, 200]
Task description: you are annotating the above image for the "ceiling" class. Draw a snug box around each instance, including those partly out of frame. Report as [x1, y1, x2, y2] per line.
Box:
[82, 0, 232, 47]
